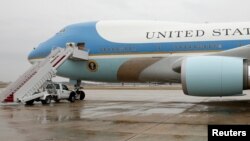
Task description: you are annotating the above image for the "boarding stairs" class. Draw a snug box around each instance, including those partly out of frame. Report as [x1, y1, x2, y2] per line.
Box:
[0, 45, 89, 103]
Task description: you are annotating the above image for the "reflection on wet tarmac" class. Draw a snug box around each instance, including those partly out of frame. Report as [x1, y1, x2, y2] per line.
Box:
[1, 90, 250, 141]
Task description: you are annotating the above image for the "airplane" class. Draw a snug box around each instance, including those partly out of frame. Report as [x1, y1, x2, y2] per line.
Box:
[28, 20, 250, 97]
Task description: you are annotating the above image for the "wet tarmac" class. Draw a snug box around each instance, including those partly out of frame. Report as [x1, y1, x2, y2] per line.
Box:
[1, 89, 250, 141]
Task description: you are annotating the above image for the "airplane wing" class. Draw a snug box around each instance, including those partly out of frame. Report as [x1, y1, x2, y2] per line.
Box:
[117, 44, 250, 96]
[117, 56, 183, 83]
[171, 44, 250, 73]
[169, 44, 250, 97]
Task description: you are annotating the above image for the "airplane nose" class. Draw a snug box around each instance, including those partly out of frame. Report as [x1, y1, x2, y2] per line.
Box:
[27, 43, 50, 64]
[27, 41, 61, 64]
[28, 48, 37, 64]
[27, 31, 73, 64]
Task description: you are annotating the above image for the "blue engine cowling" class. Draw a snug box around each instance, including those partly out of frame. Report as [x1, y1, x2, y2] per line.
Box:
[181, 56, 249, 96]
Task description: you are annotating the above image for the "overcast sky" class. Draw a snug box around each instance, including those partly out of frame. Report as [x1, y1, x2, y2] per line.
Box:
[1, 0, 250, 82]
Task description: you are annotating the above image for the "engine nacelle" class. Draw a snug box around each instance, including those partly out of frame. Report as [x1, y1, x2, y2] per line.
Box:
[181, 56, 249, 96]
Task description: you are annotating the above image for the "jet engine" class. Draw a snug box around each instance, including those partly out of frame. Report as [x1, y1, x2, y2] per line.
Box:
[181, 56, 250, 96]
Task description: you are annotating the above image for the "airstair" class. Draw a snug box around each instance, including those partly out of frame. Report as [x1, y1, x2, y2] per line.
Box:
[0, 44, 89, 104]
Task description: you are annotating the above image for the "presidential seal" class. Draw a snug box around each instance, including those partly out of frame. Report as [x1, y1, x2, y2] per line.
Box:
[87, 60, 98, 72]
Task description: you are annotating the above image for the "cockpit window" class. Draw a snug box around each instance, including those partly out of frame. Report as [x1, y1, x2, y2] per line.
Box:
[59, 28, 65, 33]
[57, 28, 65, 34]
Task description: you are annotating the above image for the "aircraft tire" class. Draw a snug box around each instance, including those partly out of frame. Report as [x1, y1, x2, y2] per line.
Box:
[80, 91, 85, 100]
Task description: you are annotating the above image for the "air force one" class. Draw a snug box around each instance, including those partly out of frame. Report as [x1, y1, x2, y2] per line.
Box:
[27, 21, 250, 97]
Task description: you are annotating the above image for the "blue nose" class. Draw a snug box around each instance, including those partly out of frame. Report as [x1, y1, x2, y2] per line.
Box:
[28, 48, 37, 60]
[27, 42, 53, 64]
[28, 48, 42, 64]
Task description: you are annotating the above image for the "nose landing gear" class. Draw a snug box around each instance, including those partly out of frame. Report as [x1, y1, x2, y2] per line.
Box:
[74, 80, 85, 101]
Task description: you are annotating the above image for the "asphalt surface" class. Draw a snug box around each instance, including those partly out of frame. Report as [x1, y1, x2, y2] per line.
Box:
[1, 89, 250, 141]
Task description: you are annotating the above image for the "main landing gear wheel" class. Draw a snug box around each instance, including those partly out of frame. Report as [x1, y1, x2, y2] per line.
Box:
[79, 91, 85, 100]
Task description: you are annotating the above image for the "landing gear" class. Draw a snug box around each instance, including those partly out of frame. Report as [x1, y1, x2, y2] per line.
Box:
[76, 90, 85, 100]
[73, 80, 85, 100]
[79, 91, 85, 100]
